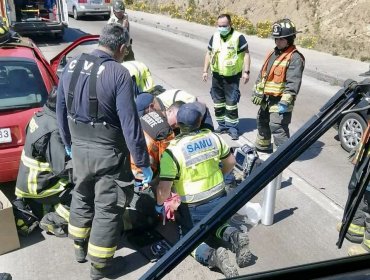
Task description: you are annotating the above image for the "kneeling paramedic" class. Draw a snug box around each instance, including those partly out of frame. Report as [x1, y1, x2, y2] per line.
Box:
[126, 106, 175, 232]
[56, 24, 152, 280]
[14, 88, 72, 237]
[156, 102, 253, 278]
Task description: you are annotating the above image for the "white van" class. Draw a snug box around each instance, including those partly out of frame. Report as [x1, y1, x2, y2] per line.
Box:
[0, 0, 68, 38]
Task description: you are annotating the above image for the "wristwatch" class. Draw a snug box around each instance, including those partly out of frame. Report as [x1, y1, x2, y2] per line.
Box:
[244, 70, 250, 75]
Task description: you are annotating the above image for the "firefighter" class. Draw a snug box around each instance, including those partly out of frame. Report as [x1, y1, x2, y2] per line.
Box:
[346, 185, 370, 256]
[202, 14, 251, 140]
[56, 24, 152, 279]
[14, 88, 72, 237]
[122, 60, 155, 94]
[107, 0, 135, 61]
[338, 123, 370, 256]
[252, 18, 305, 152]
[156, 102, 253, 278]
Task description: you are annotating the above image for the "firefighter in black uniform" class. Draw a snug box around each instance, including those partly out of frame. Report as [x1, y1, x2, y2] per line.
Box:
[56, 24, 152, 280]
[14, 88, 72, 237]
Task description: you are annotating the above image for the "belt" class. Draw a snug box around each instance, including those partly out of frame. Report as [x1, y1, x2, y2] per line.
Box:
[181, 182, 225, 205]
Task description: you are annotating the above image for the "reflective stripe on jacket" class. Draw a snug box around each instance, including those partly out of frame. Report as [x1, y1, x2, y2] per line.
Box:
[166, 129, 226, 203]
[210, 31, 244, 76]
[15, 107, 69, 199]
[255, 45, 302, 97]
[122, 61, 154, 93]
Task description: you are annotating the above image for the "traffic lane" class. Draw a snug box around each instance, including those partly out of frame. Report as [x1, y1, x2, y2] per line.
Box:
[130, 22, 353, 208]
[41, 17, 352, 207]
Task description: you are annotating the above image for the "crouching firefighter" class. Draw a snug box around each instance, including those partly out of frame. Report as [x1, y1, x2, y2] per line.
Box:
[56, 24, 152, 280]
[14, 88, 72, 237]
[156, 102, 253, 278]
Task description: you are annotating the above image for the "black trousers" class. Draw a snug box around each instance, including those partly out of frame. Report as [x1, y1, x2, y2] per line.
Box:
[68, 121, 132, 265]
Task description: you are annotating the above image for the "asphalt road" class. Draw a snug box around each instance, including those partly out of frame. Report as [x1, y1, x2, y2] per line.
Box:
[0, 13, 362, 279]
[38, 15, 354, 209]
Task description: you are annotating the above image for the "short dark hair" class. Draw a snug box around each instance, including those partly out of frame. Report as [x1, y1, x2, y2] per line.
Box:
[218, 14, 231, 24]
[168, 100, 185, 111]
[99, 24, 130, 52]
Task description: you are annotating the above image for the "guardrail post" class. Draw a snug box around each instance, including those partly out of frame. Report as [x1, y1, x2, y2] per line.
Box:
[261, 173, 282, 226]
[275, 172, 283, 190]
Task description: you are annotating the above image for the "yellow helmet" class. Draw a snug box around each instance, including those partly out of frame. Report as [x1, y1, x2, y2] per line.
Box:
[0, 16, 11, 44]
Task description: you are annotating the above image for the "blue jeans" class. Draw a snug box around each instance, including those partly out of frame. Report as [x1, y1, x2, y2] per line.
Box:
[178, 195, 226, 265]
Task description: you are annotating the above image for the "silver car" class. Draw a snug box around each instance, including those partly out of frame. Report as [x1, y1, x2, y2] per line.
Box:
[67, 0, 111, 20]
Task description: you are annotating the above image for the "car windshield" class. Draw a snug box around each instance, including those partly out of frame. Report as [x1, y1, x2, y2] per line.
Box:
[0, 60, 48, 111]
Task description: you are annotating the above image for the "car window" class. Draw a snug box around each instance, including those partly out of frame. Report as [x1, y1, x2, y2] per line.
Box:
[0, 60, 48, 110]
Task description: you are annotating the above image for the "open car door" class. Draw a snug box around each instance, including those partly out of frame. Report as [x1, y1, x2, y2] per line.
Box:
[50, 34, 100, 74]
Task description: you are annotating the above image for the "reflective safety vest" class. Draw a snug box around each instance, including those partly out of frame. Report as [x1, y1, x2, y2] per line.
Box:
[131, 111, 174, 179]
[15, 107, 69, 199]
[167, 129, 227, 204]
[122, 61, 154, 93]
[210, 30, 245, 76]
[254, 45, 303, 97]
[156, 89, 197, 110]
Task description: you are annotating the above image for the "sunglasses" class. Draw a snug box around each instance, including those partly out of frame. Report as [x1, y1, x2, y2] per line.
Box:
[218, 25, 229, 28]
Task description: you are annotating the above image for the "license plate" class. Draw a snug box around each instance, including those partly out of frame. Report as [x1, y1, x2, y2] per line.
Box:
[0, 128, 12, 144]
[91, 0, 101, 4]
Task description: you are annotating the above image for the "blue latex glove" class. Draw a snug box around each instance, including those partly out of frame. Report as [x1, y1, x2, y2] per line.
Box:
[65, 146, 72, 158]
[155, 203, 166, 225]
[141, 166, 153, 185]
[134, 180, 143, 192]
[278, 103, 289, 114]
[155, 203, 164, 215]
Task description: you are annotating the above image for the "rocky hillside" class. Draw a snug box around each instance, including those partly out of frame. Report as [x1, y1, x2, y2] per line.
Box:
[133, 0, 370, 62]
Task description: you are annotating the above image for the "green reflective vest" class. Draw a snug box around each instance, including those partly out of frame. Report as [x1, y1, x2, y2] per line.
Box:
[122, 61, 154, 93]
[166, 129, 227, 203]
[210, 31, 245, 76]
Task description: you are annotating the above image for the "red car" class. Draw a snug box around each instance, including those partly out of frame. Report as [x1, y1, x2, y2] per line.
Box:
[0, 34, 99, 183]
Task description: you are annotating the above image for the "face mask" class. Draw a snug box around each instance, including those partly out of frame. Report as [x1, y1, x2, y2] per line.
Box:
[218, 26, 230, 36]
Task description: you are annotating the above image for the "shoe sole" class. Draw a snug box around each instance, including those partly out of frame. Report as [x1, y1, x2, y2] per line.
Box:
[39, 222, 67, 238]
[236, 246, 252, 268]
[234, 232, 252, 268]
[216, 248, 239, 278]
[215, 130, 228, 134]
[345, 234, 364, 244]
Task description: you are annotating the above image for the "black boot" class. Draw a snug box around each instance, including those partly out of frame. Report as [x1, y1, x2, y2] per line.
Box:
[90, 260, 123, 280]
[208, 247, 239, 278]
[90, 263, 109, 280]
[74, 240, 88, 263]
[230, 231, 252, 268]
[39, 212, 68, 237]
